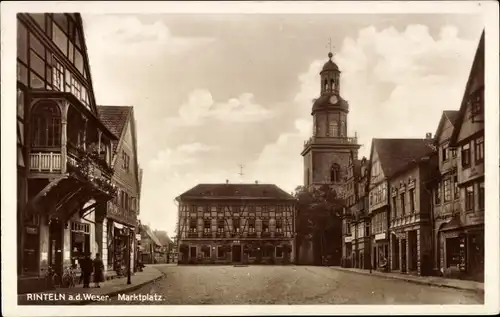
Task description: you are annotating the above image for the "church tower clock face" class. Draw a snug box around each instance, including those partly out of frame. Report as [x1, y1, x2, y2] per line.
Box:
[329, 95, 338, 105]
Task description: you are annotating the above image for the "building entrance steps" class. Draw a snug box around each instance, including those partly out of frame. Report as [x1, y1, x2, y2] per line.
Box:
[18, 265, 165, 305]
[329, 266, 484, 294]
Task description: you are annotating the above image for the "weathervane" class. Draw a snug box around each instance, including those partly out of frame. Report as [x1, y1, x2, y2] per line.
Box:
[238, 164, 244, 177]
[326, 37, 335, 60]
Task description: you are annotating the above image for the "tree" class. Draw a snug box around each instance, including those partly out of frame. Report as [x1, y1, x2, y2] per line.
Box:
[294, 184, 345, 264]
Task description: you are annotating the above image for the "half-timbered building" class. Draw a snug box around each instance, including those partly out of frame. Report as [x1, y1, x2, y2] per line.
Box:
[17, 13, 118, 292]
[176, 183, 296, 265]
[97, 106, 141, 277]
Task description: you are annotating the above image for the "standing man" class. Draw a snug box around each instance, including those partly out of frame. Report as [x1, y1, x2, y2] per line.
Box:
[80, 253, 93, 288]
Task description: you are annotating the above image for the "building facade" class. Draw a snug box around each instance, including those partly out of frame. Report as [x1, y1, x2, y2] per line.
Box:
[441, 31, 484, 282]
[97, 106, 141, 277]
[176, 183, 296, 265]
[342, 156, 371, 269]
[341, 152, 360, 267]
[17, 13, 118, 293]
[387, 145, 437, 276]
[299, 52, 361, 265]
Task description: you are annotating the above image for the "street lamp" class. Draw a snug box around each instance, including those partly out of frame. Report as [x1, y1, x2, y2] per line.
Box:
[126, 228, 132, 285]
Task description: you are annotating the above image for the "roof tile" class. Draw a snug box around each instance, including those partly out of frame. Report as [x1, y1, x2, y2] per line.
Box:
[177, 183, 296, 200]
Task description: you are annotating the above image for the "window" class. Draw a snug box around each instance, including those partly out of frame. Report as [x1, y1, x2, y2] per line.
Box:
[392, 196, 397, 218]
[217, 220, 224, 233]
[453, 176, 460, 199]
[330, 163, 340, 183]
[465, 185, 474, 211]
[475, 137, 484, 163]
[52, 21, 68, 56]
[31, 103, 61, 147]
[478, 182, 484, 210]
[276, 219, 283, 233]
[262, 220, 269, 232]
[275, 246, 283, 258]
[340, 120, 345, 137]
[248, 219, 256, 233]
[189, 220, 197, 232]
[451, 148, 457, 158]
[122, 151, 130, 171]
[461, 143, 471, 167]
[329, 121, 338, 137]
[443, 179, 451, 202]
[217, 246, 226, 258]
[17, 21, 28, 63]
[409, 189, 416, 213]
[435, 182, 441, 204]
[400, 193, 405, 216]
[203, 220, 211, 234]
[17, 88, 25, 119]
[365, 223, 370, 237]
[233, 218, 240, 233]
[442, 145, 448, 161]
[346, 221, 351, 235]
[52, 58, 64, 91]
[71, 76, 82, 100]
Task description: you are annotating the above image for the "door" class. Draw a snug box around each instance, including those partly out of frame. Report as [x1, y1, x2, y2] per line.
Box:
[49, 219, 63, 276]
[190, 246, 197, 260]
[401, 239, 407, 273]
[232, 245, 242, 263]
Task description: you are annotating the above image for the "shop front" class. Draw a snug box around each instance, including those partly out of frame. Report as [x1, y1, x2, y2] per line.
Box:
[106, 221, 134, 276]
[372, 232, 389, 271]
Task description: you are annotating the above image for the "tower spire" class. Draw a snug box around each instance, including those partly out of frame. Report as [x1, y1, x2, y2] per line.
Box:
[327, 37, 334, 60]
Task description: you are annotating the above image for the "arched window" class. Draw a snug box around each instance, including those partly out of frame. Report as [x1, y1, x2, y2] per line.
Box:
[324, 79, 328, 92]
[330, 79, 335, 91]
[31, 102, 61, 147]
[329, 121, 338, 137]
[330, 163, 341, 183]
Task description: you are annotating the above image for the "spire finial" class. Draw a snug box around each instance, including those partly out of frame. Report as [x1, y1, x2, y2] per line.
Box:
[327, 37, 334, 60]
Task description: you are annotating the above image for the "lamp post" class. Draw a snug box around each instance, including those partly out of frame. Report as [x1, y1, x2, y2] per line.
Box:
[127, 228, 131, 285]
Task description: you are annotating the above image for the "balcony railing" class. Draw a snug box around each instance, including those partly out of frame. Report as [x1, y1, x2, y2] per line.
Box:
[30, 151, 61, 172]
[304, 136, 358, 148]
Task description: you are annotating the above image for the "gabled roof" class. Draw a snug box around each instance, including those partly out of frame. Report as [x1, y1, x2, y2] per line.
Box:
[372, 138, 436, 178]
[434, 110, 460, 143]
[450, 30, 485, 146]
[96, 105, 133, 148]
[142, 225, 162, 246]
[177, 183, 296, 201]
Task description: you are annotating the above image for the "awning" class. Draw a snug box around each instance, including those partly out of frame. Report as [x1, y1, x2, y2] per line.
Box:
[114, 222, 124, 229]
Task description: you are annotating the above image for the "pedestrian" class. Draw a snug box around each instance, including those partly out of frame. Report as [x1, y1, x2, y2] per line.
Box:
[80, 253, 93, 288]
[93, 253, 105, 288]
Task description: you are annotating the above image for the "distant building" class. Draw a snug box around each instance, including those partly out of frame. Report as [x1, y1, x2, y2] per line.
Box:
[139, 225, 164, 264]
[299, 52, 361, 265]
[342, 155, 371, 269]
[176, 183, 296, 265]
[368, 138, 435, 271]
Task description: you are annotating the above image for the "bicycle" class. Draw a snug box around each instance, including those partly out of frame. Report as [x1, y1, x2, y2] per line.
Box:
[61, 266, 76, 288]
[45, 266, 60, 289]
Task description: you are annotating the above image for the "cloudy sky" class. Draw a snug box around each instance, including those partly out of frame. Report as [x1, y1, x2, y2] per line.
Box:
[81, 13, 484, 237]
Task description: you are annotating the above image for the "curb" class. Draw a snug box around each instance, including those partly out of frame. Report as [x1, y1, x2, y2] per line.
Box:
[77, 271, 166, 305]
[330, 267, 484, 295]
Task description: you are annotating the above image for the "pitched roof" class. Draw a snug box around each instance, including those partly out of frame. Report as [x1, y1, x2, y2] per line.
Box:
[142, 225, 162, 246]
[450, 30, 485, 146]
[96, 105, 133, 147]
[177, 183, 296, 201]
[372, 138, 436, 178]
[434, 110, 460, 142]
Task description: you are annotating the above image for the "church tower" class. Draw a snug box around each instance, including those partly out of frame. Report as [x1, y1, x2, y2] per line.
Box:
[301, 52, 361, 196]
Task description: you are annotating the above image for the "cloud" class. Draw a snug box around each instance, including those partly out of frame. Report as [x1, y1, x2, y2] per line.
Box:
[83, 15, 215, 58]
[247, 24, 478, 194]
[165, 89, 277, 127]
[149, 142, 218, 172]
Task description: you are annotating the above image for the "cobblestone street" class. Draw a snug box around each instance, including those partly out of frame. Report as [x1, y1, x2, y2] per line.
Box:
[98, 265, 483, 305]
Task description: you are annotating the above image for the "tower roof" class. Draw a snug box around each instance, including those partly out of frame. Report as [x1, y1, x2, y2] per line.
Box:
[321, 52, 339, 72]
[312, 94, 349, 112]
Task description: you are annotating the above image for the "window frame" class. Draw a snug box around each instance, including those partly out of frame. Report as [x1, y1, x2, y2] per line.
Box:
[461, 143, 471, 168]
[465, 185, 474, 211]
[474, 136, 484, 164]
[443, 178, 452, 203]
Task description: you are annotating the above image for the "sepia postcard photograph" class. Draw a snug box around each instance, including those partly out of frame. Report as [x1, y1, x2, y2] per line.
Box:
[1, 1, 499, 316]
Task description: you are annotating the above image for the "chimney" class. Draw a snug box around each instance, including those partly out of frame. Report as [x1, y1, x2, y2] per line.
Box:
[226, 179, 229, 184]
[425, 132, 432, 140]
[255, 180, 258, 184]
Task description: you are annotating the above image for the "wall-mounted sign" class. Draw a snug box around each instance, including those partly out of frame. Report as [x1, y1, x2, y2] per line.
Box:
[375, 233, 387, 241]
[26, 227, 38, 235]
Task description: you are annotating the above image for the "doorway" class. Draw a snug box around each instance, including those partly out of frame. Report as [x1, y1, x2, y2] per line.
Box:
[190, 246, 197, 260]
[49, 219, 63, 276]
[393, 238, 400, 270]
[232, 245, 242, 263]
[401, 239, 407, 273]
